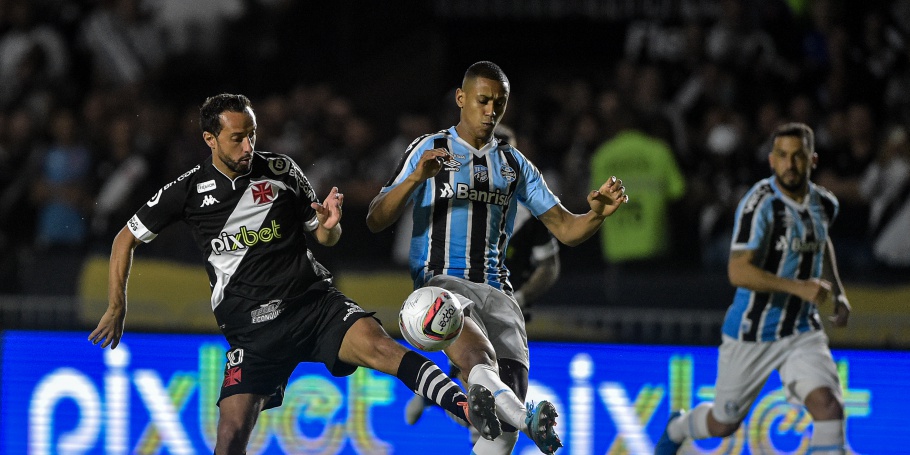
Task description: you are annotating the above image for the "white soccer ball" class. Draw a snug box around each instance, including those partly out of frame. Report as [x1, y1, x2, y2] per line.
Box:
[398, 286, 465, 352]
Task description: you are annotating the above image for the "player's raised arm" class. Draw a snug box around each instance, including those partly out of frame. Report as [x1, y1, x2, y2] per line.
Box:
[366, 148, 449, 232]
[311, 186, 343, 246]
[537, 175, 628, 247]
[88, 226, 142, 350]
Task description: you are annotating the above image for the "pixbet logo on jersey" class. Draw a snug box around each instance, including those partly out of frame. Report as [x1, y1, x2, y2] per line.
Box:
[210, 220, 282, 255]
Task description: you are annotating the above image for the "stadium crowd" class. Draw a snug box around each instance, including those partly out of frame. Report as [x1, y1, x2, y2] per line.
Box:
[1, 0, 909, 296]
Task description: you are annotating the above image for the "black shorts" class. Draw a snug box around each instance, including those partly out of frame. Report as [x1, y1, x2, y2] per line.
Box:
[217, 286, 377, 410]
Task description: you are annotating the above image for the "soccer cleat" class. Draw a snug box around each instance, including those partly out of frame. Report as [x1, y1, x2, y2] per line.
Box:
[463, 384, 502, 440]
[525, 400, 562, 454]
[655, 410, 684, 455]
[404, 393, 429, 425]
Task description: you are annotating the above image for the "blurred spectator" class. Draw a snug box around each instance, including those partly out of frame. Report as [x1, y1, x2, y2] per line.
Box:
[0, 108, 44, 292]
[145, 0, 245, 58]
[0, 0, 907, 297]
[78, 0, 166, 90]
[31, 108, 93, 250]
[162, 104, 209, 179]
[90, 113, 152, 245]
[254, 94, 304, 161]
[561, 112, 603, 212]
[0, 0, 70, 109]
[590, 109, 686, 266]
[691, 108, 754, 269]
[815, 103, 876, 269]
[859, 125, 910, 270]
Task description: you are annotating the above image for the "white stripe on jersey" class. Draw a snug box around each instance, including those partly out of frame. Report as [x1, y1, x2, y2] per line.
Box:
[208, 179, 290, 310]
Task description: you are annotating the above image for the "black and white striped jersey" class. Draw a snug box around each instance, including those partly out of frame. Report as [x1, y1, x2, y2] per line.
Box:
[126, 152, 332, 334]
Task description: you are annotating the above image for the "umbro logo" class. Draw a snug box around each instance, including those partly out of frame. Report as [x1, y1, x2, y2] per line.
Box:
[440, 158, 461, 172]
[200, 195, 220, 207]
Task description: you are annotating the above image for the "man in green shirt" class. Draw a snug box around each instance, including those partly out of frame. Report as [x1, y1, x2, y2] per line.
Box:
[590, 114, 686, 264]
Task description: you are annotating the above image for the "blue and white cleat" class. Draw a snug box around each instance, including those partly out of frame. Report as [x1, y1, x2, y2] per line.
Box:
[525, 400, 562, 454]
[655, 410, 684, 455]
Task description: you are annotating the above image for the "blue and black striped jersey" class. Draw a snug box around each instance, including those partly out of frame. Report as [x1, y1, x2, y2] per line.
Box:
[722, 176, 839, 342]
[380, 127, 560, 292]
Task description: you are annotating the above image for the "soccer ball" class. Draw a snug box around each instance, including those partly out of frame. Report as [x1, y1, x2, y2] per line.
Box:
[398, 286, 465, 352]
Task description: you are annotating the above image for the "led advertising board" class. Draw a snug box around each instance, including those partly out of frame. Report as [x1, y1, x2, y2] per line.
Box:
[2, 331, 906, 454]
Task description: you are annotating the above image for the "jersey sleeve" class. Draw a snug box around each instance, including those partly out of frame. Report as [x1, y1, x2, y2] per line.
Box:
[730, 186, 772, 251]
[284, 155, 321, 232]
[513, 149, 560, 217]
[378, 135, 432, 202]
[128, 182, 188, 242]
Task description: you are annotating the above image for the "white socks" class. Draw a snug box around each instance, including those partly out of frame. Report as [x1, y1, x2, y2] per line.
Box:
[809, 420, 845, 454]
[467, 364, 528, 432]
[668, 402, 713, 442]
[667, 404, 844, 454]
[469, 430, 519, 455]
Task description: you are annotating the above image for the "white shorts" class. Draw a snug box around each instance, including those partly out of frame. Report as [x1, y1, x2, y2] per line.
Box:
[424, 275, 530, 369]
[712, 330, 842, 424]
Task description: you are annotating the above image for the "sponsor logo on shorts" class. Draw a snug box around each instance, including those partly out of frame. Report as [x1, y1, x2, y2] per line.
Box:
[251, 300, 282, 324]
[223, 367, 242, 387]
[226, 348, 244, 367]
[343, 301, 365, 321]
[223, 348, 244, 387]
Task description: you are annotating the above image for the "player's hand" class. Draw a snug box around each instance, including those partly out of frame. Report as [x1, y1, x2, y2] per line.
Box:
[411, 148, 452, 182]
[803, 278, 833, 306]
[588, 176, 628, 217]
[830, 295, 851, 327]
[312, 186, 344, 230]
[88, 306, 126, 349]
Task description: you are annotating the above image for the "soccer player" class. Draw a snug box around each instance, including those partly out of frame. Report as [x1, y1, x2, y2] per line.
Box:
[655, 123, 851, 455]
[403, 127, 562, 443]
[367, 61, 628, 455]
[88, 93, 501, 454]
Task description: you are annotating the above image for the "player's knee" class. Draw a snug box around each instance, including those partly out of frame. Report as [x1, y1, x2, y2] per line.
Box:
[707, 412, 741, 438]
[712, 420, 741, 438]
[457, 347, 496, 373]
[216, 415, 254, 454]
[804, 387, 844, 420]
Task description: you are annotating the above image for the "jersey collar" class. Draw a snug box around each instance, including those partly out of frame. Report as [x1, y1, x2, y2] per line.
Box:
[769, 176, 813, 210]
[449, 126, 498, 156]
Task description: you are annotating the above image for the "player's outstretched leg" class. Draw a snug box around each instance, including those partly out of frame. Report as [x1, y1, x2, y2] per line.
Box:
[396, 351, 501, 440]
[525, 400, 562, 454]
[467, 384, 503, 440]
[468, 364, 562, 453]
[655, 410, 683, 454]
